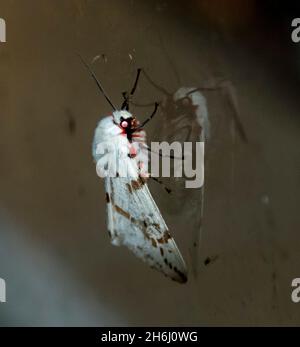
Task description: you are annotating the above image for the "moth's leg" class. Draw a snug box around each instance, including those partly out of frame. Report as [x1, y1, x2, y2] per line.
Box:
[149, 176, 172, 194]
[187, 78, 248, 142]
[186, 77, 234, 94]
[138, 102, 160, 128]
[121, 68, 142, 110]
[125, 69, 169, 109]
[143, 144, 184, 160]
[129, 68, 142, 97]
[121, 93, 129, 110]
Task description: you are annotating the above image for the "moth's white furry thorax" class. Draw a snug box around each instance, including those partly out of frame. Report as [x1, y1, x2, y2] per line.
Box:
[112, 110, 132, 123]
[92, 115, 125, 162]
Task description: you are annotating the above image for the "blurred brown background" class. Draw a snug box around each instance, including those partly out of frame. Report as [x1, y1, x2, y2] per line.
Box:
[0, 0, 299, 326]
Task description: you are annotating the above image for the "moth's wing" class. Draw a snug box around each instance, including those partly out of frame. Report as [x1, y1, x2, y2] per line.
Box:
[105, 175, 188, 283]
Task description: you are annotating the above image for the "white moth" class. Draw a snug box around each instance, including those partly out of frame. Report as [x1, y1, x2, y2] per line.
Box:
[80, 58, 188, 283]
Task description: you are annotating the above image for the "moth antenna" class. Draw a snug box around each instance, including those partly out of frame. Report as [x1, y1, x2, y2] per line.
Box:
[78, 54, 117, 111]
[130, 68, 142, 96]
[121, 68, 142, 110]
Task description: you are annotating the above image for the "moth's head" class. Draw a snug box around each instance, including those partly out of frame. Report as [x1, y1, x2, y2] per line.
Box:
[113, 110, 140, 130]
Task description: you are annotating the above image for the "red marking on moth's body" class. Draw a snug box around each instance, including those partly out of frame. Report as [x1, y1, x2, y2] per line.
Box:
[117, 124, 127, 136]
[132, 134, 144, 139]
[129, 146, 137, 157]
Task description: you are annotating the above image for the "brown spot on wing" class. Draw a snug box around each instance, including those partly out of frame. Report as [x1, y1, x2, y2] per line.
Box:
[164, 231, 171, 242]
[105, 193, 110, 203]
[160, 247, 164, 256]
[114, 205, 131, 220]
[126, 183, 133, 194]
[150, 238, 157, 248]
[142, 230, 150, 240]
[131, 177, 146, 190]
[174, 266, 188, 283]
[157, 231, 172, 244]
[153, 223, 161, 231]
[163, 258, 173, 270]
